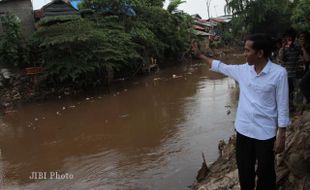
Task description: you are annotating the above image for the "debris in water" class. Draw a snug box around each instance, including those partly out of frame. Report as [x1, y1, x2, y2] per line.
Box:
[172, 74, 182, 79]
[27, 122, 33, 128]
[34, 118, 39, 121]
[226, 110, 231, 115]
[62, 106, 66, 110]
[56, 111, 61, 115]
[120, 114, 129, 118]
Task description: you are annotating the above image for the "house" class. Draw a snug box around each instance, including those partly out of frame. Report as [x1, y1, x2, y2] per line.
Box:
[34, 0, 79, 21]
[0, 0, 35, 37]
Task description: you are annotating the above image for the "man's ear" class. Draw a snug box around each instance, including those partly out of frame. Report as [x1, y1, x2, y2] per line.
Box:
[257, 50, 264, 58]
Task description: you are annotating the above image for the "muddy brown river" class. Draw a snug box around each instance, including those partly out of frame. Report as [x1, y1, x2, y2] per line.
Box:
[0, 55, 244, 190]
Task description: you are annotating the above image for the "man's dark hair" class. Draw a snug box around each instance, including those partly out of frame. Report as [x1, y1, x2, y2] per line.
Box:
[299, 31, 310, 41]
[245, 33, 273, 59]
[284, 28, 297, 39]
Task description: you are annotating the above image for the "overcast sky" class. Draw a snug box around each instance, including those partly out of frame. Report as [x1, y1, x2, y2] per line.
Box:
[32, 0, 227, 18]
[164, 0, 227, 18]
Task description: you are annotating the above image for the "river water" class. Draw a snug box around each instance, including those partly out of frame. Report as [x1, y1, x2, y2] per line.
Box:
[0, 55, 244, 190]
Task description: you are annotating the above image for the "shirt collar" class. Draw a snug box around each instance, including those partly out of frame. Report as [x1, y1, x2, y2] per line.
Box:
[260, 60, 272, 75]
[249, 60, 272, 76]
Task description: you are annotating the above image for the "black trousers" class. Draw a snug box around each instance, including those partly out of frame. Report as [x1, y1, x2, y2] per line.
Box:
[288, 78, 295, 105]
[300, 70, 310, 103]
[236, 132, 276, 190]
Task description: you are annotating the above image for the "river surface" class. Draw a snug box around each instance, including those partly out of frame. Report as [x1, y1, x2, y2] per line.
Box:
[0, 55, 244, 190]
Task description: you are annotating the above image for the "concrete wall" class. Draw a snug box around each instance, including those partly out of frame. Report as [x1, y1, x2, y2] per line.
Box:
[0, 0, 35, 38]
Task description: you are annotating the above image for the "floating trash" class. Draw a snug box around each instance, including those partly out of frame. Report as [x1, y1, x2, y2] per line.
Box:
[62, 107, 66, 110]
[120, 114, 129, 118]
[172, 74, 182, 79]
[226, 110, 231, 115]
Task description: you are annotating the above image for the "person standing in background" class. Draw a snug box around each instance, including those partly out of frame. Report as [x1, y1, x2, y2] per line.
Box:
[299, 31, 310, 104]
[278, 28, 303, 111]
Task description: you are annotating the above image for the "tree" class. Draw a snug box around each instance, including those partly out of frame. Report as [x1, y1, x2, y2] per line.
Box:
[167, 0, 186, 13]
[291, 0, 310, 31]
[225, 0, 293, 36]
[0, 12, 28, 68]
[31, 0, 193, 89]
[33, 16, 141, 88]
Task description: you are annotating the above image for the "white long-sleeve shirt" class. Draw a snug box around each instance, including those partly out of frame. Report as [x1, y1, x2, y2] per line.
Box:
[211, 60, 290, 140]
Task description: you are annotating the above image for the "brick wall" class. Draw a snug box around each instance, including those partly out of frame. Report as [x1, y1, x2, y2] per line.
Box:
[0, 0, 35, 38]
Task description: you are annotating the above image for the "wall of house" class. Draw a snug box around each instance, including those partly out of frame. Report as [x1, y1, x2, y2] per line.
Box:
[0, 0, 35, 38]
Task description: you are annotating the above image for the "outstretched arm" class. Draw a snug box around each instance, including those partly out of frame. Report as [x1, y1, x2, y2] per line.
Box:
[191, 41, 242, 81]
[191, 41, 214, 67]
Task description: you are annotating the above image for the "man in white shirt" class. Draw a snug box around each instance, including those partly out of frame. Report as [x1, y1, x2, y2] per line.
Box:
[192, 34, 290, 190]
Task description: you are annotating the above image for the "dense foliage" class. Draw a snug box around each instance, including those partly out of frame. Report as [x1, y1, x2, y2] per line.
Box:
[33, 16, 141, 88]
[224, 0, 310, 38]
[0, 13, 28, 68]
[29, 0, 193, 88]
[291, 0, 310, 31]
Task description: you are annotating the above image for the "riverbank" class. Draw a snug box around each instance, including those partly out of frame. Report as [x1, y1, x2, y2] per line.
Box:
[193, 108, 310, 190]
[0, 46, 244, 117]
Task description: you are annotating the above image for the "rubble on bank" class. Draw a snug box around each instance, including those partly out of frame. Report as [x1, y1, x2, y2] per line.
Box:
[193, 110, 310, 190]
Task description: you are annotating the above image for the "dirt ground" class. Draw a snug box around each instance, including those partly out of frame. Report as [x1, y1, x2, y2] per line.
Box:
[193, 109, 310, 190]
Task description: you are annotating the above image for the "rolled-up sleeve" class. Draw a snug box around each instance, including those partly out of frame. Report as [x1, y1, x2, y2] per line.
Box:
[211, 60, 241, 81]
[276, 70, 291, 128]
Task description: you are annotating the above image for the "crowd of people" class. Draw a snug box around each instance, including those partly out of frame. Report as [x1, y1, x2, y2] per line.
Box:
[272, 28, 310, 111]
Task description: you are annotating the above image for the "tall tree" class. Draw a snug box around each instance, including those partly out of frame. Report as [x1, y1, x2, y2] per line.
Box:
[225, 0, 293, 36]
